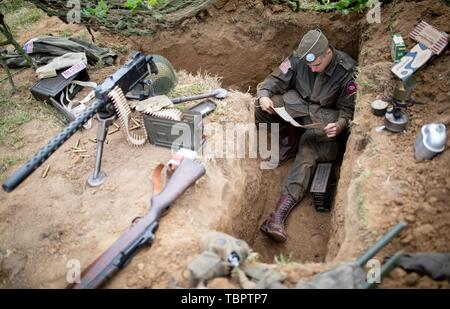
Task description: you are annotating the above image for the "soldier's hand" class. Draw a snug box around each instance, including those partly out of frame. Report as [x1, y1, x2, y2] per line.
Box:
[259, 97, 275, 114]
[323, 122, 342, 138]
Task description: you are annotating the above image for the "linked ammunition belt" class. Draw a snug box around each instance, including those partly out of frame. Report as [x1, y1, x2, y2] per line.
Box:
[145, 108, 183, 121]
[108, 86, 147, 146]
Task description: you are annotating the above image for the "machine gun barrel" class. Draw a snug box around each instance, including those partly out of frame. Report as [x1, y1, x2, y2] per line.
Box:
[355, 221, 407, 267]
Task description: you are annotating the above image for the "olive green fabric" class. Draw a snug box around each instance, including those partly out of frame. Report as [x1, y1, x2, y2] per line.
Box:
[256, 45, 356, 132]
[187, 232, 251, 285]
[187, 250, 228, 286]
[294, 29, 329, 63]
[202, 231, 250, 264]
[187, 232, 288, 288]
[3, 36, 117, 68]
[255, 43, 356, 201]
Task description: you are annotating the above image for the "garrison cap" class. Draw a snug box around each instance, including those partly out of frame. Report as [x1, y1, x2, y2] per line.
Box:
[294, 29, 329, 63]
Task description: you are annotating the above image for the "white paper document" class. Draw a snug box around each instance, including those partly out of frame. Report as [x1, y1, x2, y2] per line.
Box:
[274, 107, 324, 129]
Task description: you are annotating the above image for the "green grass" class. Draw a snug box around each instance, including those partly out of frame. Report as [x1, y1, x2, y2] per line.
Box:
[356, 182, 367, 222]
[0, 94, 33, 148]
[0, 86, 60, 147]
[0, 155, 25, 182]
[274, 252, 294, 265]
[109, 43, 129, 55]
[0, 0, 62, 180]
[0, 0, 25, 14]
[59, 30, 73, 38]
[77, 30, 90, 43]
[354, 168, 372, 223]
[1, 0, 45, 34]
[287, 0, 371, 14]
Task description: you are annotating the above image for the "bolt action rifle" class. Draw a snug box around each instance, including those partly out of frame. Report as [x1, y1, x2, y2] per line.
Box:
[69, 154, 206, 289]
[295, 222, 407, 288]
[2, 51, 159, 192]
[357, 221, 407, 289]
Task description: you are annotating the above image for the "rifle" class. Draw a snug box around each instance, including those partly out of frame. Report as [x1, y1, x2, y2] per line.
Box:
[295, 222, 407, 289]
[355, 221, 407, 289]
[2, 51, 159, 192]
[355, 221, 407, 268]
[69, 155, 206, 289]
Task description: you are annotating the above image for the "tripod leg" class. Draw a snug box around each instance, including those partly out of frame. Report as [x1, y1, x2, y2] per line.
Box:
[87, 114, 116, 187]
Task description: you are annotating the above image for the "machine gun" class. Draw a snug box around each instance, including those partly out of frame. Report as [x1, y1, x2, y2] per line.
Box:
[69, 154, 206, 289]
[2, 51, 159, 192]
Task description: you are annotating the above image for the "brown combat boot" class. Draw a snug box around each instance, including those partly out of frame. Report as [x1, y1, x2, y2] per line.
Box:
[260, 194, 298, 242]
[261, 126, 299, 169]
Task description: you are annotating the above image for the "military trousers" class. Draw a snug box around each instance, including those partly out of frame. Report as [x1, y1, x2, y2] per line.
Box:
[255, 94, 339, 201]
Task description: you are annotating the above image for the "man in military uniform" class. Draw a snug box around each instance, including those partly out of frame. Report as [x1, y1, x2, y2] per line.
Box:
[256, 29, 357, 242]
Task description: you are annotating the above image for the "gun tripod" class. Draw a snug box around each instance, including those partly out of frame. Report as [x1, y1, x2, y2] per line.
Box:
[87, 113, 116, 187]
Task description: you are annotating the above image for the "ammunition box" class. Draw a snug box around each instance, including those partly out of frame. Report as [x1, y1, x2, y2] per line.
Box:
[30, 69, 89, 103]
[310, 163, 335, 212]
[143, 110, 204, 151]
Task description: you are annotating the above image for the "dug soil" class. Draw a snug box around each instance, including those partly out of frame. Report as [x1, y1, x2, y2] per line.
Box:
[0, 0, 449, 288]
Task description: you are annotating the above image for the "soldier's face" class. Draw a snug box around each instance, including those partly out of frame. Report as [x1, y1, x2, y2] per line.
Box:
[307, 49, 332, 73]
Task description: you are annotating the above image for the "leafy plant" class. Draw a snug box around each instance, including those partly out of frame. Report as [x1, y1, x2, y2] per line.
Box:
[0, 0, 44, 33]
[125, 0, 144, 11]
[146, 0, 168, 9]
[86, 0, 108, 18]
[274, 252, 294, 265]
[317, 0, 370, 14]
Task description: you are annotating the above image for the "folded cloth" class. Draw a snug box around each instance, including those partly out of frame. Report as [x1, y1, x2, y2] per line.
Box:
[36, 52, 87, 79]
[3, 36, 117, 68]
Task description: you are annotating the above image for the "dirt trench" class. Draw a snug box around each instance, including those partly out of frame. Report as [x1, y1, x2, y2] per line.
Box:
[136, 0, 450, 275]
[1, 0, 449, 289]
[135, 1, 362, 264]
[136, 0, 361, 91]
[0, 4, 358, 283]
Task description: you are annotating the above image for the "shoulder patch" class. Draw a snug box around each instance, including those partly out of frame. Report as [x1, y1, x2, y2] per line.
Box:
[279, 57, 291, 74]
[346, 80, 357, 96]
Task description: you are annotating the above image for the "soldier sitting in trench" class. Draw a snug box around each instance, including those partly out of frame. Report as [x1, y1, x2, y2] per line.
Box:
[255, 28, 357, 242]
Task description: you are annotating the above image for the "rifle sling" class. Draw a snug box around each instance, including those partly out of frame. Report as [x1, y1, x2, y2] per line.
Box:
[152, 163, 165, 196]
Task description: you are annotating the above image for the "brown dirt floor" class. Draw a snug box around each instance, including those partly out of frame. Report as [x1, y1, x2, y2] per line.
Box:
[0, 0, 449, 289]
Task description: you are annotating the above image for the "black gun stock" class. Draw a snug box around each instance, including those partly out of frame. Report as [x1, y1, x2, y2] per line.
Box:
[2, 51, 157, 192]
[70, 157, 205, 289]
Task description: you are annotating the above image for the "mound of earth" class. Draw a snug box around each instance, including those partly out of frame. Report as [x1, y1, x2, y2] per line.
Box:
[0, 0, 449, 288]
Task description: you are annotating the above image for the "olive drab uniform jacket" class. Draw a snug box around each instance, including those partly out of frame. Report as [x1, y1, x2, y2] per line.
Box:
[257, 46, 357, 135]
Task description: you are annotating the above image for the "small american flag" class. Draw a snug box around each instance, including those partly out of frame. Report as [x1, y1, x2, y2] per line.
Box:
[279, 57, 291, 74]
[23, 39, 34, 54]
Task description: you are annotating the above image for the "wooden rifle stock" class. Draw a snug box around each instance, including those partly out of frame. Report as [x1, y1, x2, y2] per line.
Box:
[69, 157, 205, 289]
